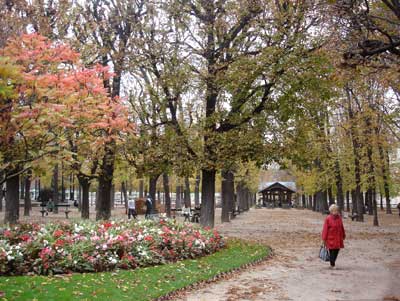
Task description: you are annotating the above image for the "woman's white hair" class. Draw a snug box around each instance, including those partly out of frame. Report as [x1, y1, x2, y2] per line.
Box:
[329, 204, 339, 213]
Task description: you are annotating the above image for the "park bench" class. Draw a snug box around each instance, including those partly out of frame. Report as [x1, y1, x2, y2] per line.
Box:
[40, 203, 71, 218]
[56, 204, 71, 219]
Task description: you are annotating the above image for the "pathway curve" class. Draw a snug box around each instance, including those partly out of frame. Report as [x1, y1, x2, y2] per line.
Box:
[180, 208, 400, 301]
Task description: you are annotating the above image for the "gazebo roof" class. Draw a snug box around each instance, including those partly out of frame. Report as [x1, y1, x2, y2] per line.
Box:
[258, 181, 296, 193]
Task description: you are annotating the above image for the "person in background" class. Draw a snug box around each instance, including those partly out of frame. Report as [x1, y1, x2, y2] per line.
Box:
[322, 204, 346, 269]
[397, 203, 400, 218]
[145, 194, 153, 219]
[46, 197, 55, 213]
[128, 198, 137, 220]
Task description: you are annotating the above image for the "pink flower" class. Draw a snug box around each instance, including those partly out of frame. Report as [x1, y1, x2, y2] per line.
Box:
[3, 230, 12, 238]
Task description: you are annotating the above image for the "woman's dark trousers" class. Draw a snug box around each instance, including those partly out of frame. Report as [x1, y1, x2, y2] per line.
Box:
[329, 249, 340, 267]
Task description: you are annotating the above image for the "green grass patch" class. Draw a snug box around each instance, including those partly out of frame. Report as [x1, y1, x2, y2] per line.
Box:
[0, 239, 269, 301]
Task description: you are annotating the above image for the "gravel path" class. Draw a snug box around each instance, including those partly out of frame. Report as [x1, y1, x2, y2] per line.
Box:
[180, 208, 400, 301]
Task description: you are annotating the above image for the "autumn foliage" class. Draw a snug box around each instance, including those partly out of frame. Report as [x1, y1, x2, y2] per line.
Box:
[0, 33, 133, 173]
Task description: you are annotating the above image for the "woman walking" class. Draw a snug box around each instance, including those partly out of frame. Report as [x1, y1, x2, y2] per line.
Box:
[322, 204, 346, 268]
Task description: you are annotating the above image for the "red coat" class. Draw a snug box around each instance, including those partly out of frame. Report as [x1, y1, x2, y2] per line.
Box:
[322, 214, 346, 249]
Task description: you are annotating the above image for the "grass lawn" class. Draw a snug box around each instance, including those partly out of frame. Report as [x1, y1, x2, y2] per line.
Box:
[0, 240, 269, 301]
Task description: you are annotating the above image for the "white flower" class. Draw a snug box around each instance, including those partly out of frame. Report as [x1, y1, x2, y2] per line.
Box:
[7, 255, 14, 261]
[108, 256, 117, 264]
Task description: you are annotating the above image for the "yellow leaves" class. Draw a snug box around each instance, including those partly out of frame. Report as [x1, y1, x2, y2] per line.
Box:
[0, 57, 21, 101]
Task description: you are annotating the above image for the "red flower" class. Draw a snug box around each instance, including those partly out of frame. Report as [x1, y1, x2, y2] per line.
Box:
[144, 235, 153, 242]
[20, 234, 30, 242]
[102, 222, 113, 230]
[54, 239, 65, 247]
[53, 229, 64, 238]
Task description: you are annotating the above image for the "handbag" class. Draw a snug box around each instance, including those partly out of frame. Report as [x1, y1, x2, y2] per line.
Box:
[319, 245, 330, 262]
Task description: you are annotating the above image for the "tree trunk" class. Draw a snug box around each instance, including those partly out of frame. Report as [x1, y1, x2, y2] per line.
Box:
[301, 194, 306, 208]
[194, 172, 200, 207]
[184, 176, 191, 208]
[236, 182, 243, 211]
[383, 150, 392, 214]
[139, 179, 144, 199]
[367, 189, 374, 215]
[334, 160, 344, 210]
[121, 181, 128, 214]
[20, 176, 25, 200]
[0, 185, 3, 212]
[383, 177, 391, 214]
[61, 163, 65, 202]
[78, 183, 82, 211]
[200, 169, 216, 227]
[354, 159, 364, 221]
[243, 186, 250, 211]
[176, 184, 182, 209]
[52, 164, 59, 213]
[70, 173, 75, 200]
[78, 178, 90, 219]
[24, 172, 32, 216]
[373, 189, 379, 226]
[4, 170, 20, 224]
[312, 194, 317, 211]
[351, 190, 356, 214]
[347, 94, 364, 221]
[180, 184, 184, 205]
[149, 174, 159, 211]
[96, 142, 115, 220]
[376, 127, 391, 214]
[328, 187, 335, 206]
[316, 190, 328, 213]
[380, 192, 383, 211]
[110, 184, 115, 209]
[221, 170, 234, 223]
[163, 173, 171, 217]
[199, 0, 218, 228]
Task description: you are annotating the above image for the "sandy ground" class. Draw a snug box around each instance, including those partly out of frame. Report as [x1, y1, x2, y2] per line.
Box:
[180, 208, 400, 301]
[1, 205, 399, 301]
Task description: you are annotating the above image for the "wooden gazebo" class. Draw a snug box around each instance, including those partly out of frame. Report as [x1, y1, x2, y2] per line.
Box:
[259, 182, 296, 208]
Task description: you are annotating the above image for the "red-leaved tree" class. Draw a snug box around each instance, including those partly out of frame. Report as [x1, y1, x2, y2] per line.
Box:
[0, 33, 133, 223]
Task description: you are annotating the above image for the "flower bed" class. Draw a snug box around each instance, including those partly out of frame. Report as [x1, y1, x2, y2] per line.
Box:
[0, 219, 224, 276]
